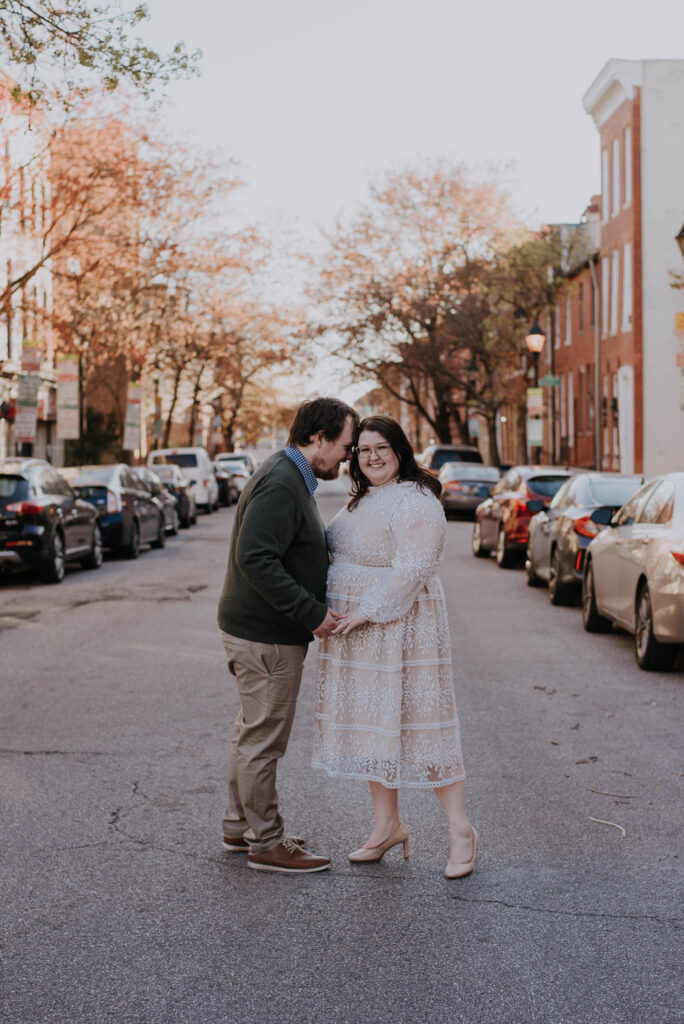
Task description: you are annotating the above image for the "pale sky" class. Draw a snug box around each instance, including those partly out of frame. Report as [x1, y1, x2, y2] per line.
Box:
[141, 0, 684, 237]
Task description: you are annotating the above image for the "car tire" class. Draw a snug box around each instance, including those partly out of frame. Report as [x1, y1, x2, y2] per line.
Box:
[525, 551, 544, 587]
[581, 560, 612, 633]
[151, 514, 166, 549]
[495, 528, 516, 569]
[125, 520, 141, 560]
[82, 524, 103, 570]
[41, 530, 66, 584]
[191, 509, 198, 525]
[549, 548, 572, 606]
[204, 502, 213, 515]
[169, 509, 179, 536]
[634, 583, 677, 672]
[471, 520, 489, 558]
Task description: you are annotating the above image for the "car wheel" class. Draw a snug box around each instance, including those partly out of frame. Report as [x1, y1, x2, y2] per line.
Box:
[41, 531, 65, 584]
[549, 548, 572, 606]
[581, 561, 612, 633]
[471, 520, 489, 558]
[634, 583, 677, 671]
[495, 528, 516, 569]
[525, 550, 544, 587]
[191, 509, 197, 524]
[83, 524, 103, 570]
[169, 509, 179, 536]
[204, 502, 213, 515]
[126, 520, 141, 560]
[151, 514, 166, 549]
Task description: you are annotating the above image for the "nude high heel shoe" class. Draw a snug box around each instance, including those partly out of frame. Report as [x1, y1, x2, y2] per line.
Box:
[348, 822, 410, 862]
[444, 826, 477, 879]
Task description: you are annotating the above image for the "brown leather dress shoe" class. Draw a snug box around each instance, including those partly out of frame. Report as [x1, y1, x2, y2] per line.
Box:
[222, 834, 304, 853]
[248, 838, 331, 873]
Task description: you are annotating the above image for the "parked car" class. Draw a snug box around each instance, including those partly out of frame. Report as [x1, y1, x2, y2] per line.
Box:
[0, 458, 102, 583]
[419, 443, 483, 475]
[151, 464, 197, 528]
[147, 447, 218, 514]
[212, 462, 232, 507]
[215, 450, 255, 475]
[217, 459, 250, 503]
[130, 466, 179, 535]
[526, 472, 643, 604]
[472, 465, 574, 568]
[438, 463, 501, 518]
[582, 472, 684, 671]
[69, 464, 166, 558]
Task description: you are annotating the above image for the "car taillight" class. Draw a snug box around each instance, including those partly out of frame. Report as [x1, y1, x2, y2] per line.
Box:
[671, 551, 684, 566]
[203, 479, 208, 487]
[5, 501, 42, 514]
[445, 481, 463, 492]
[107, 489, 122, 514]
[574, 516, 600, 539]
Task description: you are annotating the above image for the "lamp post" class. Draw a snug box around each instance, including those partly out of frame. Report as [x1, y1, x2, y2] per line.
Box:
[525, 320, 546, 462]
[152, 367, 161, 450]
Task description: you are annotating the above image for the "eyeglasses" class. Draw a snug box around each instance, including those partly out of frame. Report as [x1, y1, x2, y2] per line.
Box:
[354, 443, 392, 459]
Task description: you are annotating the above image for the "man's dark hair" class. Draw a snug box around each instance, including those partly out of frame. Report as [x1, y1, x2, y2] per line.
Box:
[287, 397, 359, 446]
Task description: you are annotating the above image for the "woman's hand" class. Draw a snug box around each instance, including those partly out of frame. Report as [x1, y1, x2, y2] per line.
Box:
[331, 608, 368, 637]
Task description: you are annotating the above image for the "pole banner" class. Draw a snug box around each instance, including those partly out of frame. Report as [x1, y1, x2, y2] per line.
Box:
[123, 385, 142, 452]
[15, 374, 40, 443]
[56, 355, 80, 440]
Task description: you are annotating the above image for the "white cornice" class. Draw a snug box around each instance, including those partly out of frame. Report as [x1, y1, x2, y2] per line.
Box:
[583, 59, 642, 129]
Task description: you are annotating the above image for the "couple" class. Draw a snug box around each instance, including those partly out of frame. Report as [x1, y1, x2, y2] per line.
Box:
[217, 398, 475, 878]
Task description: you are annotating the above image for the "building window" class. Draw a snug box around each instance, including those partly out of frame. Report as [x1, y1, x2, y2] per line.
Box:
[579, 282, 584, 334]
[624, 127, 632, 208]
[612, 137, 620, 217]
[578, 367, 585, 435]
[601, 148, 609, 223]
[567, 371, 574, 444]
[622, 241, 632, 329]
[586, 364, 593, 434]
[610, 249, 619, 336]
[601, 256, 609, 338]
[554, 303, 561, 349]
[565, 297, 572, 346]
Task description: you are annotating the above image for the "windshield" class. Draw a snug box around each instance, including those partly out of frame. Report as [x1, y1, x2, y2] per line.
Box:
[441, 464, 500, 482]
[221, 461, 247, 473]
[0, 475, 30, 504]
[527, 475, 570, 498]
[588, 479, 641, 506]
[153, 466, 177, 481]
[151, 454, 198, 468]
[70, 466, 117, 485]
[431, 449, 482, 469]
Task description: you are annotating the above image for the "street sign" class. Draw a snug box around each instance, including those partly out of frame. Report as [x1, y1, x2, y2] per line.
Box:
[539, 374, 560, 387]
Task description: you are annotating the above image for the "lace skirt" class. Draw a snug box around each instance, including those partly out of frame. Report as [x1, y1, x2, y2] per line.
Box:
[312, 561, 465, 788]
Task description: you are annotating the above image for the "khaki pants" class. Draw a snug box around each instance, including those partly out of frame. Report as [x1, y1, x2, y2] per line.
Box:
[220, 630, 308, 853]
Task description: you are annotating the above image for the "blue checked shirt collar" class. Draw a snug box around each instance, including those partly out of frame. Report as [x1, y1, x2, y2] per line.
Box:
[284, 445, 318, 496]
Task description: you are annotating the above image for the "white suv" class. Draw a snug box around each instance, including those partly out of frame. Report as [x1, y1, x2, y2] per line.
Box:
[147, 447, 218, 514]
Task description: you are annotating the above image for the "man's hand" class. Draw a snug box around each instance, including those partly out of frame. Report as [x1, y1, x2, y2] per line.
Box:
[313, 607, 344, 638]
[330, 608, 368, 637]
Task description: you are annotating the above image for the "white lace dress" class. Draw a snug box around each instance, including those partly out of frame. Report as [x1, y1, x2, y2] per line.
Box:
[312, 478, 465, 789]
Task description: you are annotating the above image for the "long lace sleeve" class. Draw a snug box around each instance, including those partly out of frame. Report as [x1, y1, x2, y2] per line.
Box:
[358, 486, 445, 623]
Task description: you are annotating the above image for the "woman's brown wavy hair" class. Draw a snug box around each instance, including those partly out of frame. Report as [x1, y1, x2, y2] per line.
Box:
[347, 415, 442, 511]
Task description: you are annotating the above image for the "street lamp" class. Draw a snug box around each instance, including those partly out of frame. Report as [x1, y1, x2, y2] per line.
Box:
[676, 223, 684, 261]
[525, 320, 546, 387]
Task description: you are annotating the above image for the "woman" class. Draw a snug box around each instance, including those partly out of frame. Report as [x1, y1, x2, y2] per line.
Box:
[312, 415, 476, 877]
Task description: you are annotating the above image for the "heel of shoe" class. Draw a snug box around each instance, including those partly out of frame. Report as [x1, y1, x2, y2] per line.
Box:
[402, 835, 409, 859]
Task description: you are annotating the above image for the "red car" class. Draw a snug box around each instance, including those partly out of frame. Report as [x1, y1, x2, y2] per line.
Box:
[471, 465, 574, 568]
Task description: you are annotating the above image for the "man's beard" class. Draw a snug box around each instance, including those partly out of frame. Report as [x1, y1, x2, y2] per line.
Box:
[310, 458, 340, 481]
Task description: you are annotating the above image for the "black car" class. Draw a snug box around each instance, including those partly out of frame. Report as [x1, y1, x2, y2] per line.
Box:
[419, 443, 483, 474]
[131, 467, 179, 535]
[151, 464, 197, 528]
[212, 462, 232, 507]
[0, 458, 102, 583]
[526, 471, 643, 604]
[69, 464, 166, 558]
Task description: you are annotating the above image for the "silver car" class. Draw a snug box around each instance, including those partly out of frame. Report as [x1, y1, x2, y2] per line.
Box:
[582, 472, 684, 671]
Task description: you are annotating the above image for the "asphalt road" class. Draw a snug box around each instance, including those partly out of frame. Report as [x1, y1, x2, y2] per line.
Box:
[1, 479, 681, 1024]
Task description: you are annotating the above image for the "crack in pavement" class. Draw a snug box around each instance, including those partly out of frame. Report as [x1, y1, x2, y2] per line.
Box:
[0, 749, 119, 757]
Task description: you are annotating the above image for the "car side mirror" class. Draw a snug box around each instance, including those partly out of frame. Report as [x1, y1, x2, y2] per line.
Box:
[526, 499, 544, 513]
[590, 507, 614, 526]
[190, 479, 197, 486]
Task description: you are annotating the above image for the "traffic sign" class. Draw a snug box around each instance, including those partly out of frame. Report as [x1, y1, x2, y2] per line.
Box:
[539, 374, 560, 387]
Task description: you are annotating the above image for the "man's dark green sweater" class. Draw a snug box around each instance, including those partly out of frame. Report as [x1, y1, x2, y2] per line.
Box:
[217, 451, 329, 644]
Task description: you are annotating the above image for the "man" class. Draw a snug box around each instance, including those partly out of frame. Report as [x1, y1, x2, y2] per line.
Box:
[217, 397, 358, 873]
